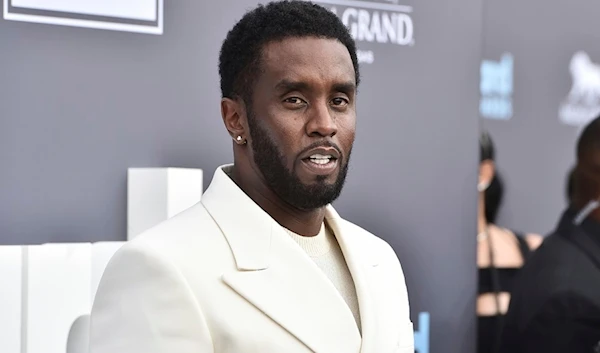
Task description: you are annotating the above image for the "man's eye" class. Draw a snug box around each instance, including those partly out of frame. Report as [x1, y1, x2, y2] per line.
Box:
[331, 97, 349, 106]
[284, 97, 305, 105]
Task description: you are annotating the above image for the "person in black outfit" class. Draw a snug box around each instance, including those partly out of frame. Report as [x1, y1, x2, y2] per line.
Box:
[499, 116, 600, 353]
[477, 132, 543, 353]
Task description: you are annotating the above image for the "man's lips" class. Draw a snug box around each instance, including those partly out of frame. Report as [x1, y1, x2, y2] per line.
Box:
[298, 144, 342, 176]
[300, 157, 339, 174]
[299, 146, 341, 161]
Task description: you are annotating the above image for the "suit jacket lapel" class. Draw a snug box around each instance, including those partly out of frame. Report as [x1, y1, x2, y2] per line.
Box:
[325, 207, 380, 353]
[202, 166, 361, 353]
[222, 223, 361, 353]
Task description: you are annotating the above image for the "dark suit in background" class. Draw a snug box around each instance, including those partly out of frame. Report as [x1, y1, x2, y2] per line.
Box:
[500, 208, 600, 353]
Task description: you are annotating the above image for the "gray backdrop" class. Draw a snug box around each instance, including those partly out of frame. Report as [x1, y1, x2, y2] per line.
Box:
[481, 0, 600, 236]
[0, 1, 482, 352]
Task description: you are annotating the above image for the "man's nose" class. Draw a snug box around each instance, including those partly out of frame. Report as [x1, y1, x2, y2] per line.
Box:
[305, 102, 337, 138]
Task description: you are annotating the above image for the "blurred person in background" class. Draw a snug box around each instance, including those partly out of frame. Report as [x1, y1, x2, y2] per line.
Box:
[477, 131, 543, 353]
[500, 116, 600, 353]
[566, 166, 576, 203]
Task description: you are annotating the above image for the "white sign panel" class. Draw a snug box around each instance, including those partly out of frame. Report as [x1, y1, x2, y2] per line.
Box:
[0, 246, 23, 353]
[26, 243, 92, 353]
[0, 242, 126, 353]
[3, 0, 163, 34]
[127, 168, 203, 240]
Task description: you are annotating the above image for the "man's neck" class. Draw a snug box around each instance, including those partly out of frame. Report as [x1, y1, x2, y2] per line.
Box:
[231, 164, 325, 237]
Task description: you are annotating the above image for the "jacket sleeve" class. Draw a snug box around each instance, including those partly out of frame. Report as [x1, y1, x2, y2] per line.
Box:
[89, 241, 214, 353]
[515, 293, 600, 353]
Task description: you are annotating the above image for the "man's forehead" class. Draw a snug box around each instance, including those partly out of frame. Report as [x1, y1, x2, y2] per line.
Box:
[259, 37, 355, 83]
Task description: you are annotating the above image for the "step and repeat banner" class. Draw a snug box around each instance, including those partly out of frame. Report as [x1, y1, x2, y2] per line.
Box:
[1, 1, 483, 352]
[480, 0, 600, 235]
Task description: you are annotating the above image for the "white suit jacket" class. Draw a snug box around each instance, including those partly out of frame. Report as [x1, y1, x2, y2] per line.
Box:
[89, 165, 413, 353]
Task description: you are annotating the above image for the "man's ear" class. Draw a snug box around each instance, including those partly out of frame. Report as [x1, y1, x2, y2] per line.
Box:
[221, 97, 248, 144]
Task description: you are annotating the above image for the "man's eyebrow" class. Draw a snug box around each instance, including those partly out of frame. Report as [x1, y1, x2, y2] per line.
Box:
[274, 80, 357, 94]
[274, 79, 310, 92]
[332, 82, 356, 94]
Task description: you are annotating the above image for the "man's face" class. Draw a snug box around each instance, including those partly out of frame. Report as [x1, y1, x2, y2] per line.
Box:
[577, 151, 600, 201]
[246, 37, 357, 210]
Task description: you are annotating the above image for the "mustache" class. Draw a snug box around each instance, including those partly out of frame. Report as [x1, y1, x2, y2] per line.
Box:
[298, 140, 343, 159]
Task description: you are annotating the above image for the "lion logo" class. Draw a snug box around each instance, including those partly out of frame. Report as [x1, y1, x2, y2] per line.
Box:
[559, 51, 600, 126]
[568, 51, 600, 105]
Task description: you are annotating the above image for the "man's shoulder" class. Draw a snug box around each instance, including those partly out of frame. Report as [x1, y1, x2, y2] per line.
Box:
[501, 291, 600, 353]
[516, 233, 579, 282]
[121, 202, 223, 261]
[518, 231, 600, 290]
[506, 231, 600, 332]
[136, 202, 212, 238]
[521, 292, 600, 343]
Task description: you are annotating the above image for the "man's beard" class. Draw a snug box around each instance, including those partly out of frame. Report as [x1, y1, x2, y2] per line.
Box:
[246, 110, 351, 211]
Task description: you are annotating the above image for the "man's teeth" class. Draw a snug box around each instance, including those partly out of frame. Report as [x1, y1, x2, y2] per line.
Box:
[309, 154, 333, 165]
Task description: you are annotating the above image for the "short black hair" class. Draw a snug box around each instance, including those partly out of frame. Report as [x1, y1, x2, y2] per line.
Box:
[218, 0, 360, 103]
[573, 115, 600, 207]
[577, 115, 600, 162]
[480, 131, 495, 162]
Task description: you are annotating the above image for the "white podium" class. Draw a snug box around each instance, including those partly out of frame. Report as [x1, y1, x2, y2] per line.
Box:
[0, 241, 125, 353]
[127, 168, 203, 240]
[0, 166, 205, 353]
[0, 246, 23, 353]
[25, 243, 92, 353]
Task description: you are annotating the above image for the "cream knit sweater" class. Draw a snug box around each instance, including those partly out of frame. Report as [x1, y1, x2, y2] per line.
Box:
[285, 223, 362, 334]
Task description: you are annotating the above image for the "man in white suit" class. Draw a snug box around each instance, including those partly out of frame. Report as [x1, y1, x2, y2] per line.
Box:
[89, 1, 413, 352]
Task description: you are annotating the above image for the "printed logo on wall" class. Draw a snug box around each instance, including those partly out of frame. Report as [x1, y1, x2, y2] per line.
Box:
[559, 51, 600, 127]
[480, 53, 514, 120]
[3, 0, 163, 34]
[311, 0, 415, 64]
[414, 312, 430, 353]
